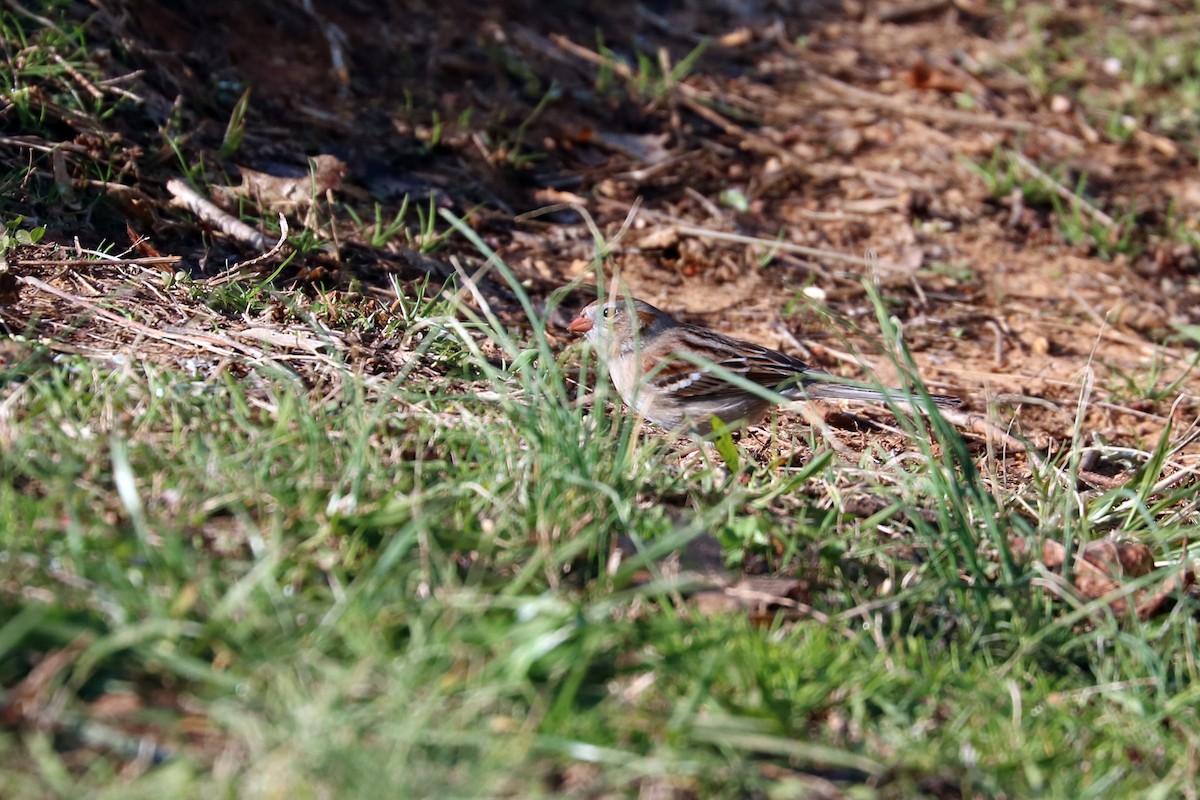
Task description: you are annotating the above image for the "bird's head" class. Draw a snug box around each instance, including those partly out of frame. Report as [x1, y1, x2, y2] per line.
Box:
[567, 297, 670, 354]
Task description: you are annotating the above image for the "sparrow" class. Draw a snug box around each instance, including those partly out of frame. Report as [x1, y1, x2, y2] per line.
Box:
[567, 297, 960, 434]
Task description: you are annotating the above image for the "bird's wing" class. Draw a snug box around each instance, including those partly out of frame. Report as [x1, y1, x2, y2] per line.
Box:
[639, 325, 962, 409]
[645, 329, 815, 400]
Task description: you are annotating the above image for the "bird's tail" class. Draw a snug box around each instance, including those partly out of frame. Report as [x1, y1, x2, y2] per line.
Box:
[799, 380, 961, 409]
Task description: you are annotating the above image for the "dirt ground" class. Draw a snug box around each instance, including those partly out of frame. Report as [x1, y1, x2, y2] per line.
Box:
[5, 0, 1200, 468]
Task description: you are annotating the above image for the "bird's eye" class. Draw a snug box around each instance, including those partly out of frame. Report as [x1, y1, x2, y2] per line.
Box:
[602, 306, 614, 318]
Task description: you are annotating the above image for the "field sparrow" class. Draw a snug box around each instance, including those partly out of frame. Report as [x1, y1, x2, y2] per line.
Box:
[567, 297, 960, 434]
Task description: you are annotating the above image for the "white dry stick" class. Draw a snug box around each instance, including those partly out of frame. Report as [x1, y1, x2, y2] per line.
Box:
[667, 221, 910, 274]
[166, 178, 270, 250]
[1011, 152, 1116, 230]
[299, 0, 351, 86]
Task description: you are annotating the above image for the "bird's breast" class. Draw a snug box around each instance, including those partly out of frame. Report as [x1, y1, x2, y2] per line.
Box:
[606, 352, 642, 405]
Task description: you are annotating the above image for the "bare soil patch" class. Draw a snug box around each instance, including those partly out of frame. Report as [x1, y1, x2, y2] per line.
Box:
[4, 0, 1199, 467]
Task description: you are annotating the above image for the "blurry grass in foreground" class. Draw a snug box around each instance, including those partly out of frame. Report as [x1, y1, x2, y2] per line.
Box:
[1, 248, 1197, 797]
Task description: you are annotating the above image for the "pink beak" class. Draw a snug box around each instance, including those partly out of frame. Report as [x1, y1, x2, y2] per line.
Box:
[567, 315, 593, 334]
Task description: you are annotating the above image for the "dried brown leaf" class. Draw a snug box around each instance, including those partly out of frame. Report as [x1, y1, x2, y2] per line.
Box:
[905, 59, 965, 93]
[1032, 538, 1188, 618]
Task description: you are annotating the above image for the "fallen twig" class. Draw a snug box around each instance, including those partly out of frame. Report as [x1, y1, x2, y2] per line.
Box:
[810, 73, 1034, 133]
[874, 0, 952, 23]
[205, 214, 289, 286]
[1011, 151, 1115, 230]
[15, 256, 181, 268]
[2, 0, 68, 36]
[167, 178, 271, 250]
[940, 407, 1048, 471]
[17, 275, 265, 359]
[659, 217, 913, 274]
[51, 53, 103, 100]
[299, 0, 351, 86]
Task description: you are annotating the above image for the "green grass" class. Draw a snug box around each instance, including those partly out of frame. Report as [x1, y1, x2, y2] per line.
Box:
[984, 5, 1200, 258]
[963, 146, 1147, 262]
[2, 260, 1198, 797]
[1007, 3, 1200, 143]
